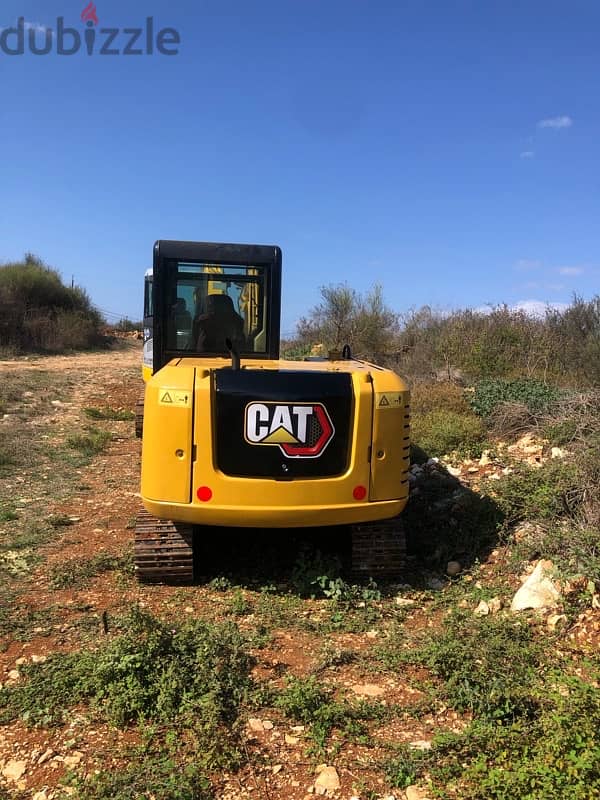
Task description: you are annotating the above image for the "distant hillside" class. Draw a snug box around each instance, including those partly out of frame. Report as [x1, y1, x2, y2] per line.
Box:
[0, 254, 104, 354]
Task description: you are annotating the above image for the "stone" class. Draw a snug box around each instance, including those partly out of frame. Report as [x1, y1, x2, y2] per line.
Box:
[37, 748, 54, 765]
[33, 792, 49, 800]
[314, 766, 340, 795]
[487, 597, 503, 614]
[547, 614, 568, 632]
[6, 669, 20, 684]
[395, 597, 415, 607]
[31, 654, 47, 664]
[15, 656, 27, 666]
[2, 760, 27, 782]
[285, 734, 299, 745]
[351, 683, 385, 698]
[247, 718, 264, 732]
[425, 577, 445, 591]
[479, 451, 492, 467]
[511, 560, 561, 612]
[446, 561, 461, 577]
[551, 447, 566, 459]
[63, 751, 84, 768]
[446, 465, 462, 477]
[261, 719, 274, 730]
[405, 786, 431, 800]
[409, 739, 432, 750]
[474, 600, 490, 616]
[272, 764, 283, 774]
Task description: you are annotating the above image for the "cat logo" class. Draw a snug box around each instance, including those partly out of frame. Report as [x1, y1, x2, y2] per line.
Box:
[244, 402, 335, 458]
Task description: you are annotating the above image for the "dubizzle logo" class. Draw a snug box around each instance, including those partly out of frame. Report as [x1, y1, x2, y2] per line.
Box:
[245, 402, 335, 459]
[0, 5, 180, 56]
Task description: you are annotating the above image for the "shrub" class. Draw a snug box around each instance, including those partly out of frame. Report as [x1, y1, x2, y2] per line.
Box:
[488, 460, 580, 525]
[410, 382, 472, 416]
[470, 378, 561, 418]
[411, 410, 485, 457]
[0, 254, 103, 353]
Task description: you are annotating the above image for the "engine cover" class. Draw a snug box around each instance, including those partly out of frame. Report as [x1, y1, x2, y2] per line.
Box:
[214, 369, 353, 479]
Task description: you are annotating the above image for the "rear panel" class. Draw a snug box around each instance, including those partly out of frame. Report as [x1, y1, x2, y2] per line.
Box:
[214, 369, 353, 479]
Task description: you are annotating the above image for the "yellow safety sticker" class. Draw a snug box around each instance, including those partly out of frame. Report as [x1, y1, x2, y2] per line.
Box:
[376, 392, 403, 409]
[159, 390, 191, 407]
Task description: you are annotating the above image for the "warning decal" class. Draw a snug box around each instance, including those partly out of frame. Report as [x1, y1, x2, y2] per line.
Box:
[159, 390, 191, 407]
[376, 392, 403, 409]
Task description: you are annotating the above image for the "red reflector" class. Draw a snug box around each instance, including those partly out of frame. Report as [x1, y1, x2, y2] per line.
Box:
[197, 486, 213, 502]
[353, 485, 367, 501]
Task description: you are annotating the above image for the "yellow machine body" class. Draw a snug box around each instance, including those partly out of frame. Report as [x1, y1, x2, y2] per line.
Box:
[141, 357, 410, 528]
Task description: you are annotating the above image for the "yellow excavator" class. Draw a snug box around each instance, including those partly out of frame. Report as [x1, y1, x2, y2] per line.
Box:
[135, 241, 410, 582]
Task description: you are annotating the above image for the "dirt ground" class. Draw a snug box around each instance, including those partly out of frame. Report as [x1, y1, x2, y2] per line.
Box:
[0, 344, 598, 800]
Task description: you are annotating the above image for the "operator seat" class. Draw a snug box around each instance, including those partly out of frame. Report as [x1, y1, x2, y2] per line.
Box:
[194, 294, 245, 352]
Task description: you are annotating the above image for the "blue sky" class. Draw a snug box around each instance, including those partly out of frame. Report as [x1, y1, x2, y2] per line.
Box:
[1, 0, 598, 333]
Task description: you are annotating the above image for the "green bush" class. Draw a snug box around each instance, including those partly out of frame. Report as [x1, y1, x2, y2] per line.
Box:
[0, 254, 103, 353]
[470, 379, 561, 418]
[412, 409, 485, 457]
[488, 460, 579, 525]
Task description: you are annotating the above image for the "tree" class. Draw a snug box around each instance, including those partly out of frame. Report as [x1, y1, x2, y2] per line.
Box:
[296, 283, 399, 359]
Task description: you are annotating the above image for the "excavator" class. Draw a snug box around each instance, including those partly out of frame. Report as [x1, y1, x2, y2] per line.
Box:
[135, 240, 410, 582]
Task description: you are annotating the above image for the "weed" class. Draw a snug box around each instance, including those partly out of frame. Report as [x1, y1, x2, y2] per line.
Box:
[67, 428, 112, 456]
[0, 509, 19, 522]
[290, 546, 343, 598]
[208, 575, 233, 591]
[47, 513, 75, 528]
[50, 552, 133, 589]
[384, 744, 425, 789]
[1, 607, 252, 770]
[64, 739, 212, 800]
[84, 406, 135, 421]
[227, 588, 252, 617]
[274, 675, 381, 753]
[412, 611, 542, 722]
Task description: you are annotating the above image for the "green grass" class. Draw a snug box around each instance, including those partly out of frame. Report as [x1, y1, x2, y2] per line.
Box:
[84, 406, 135, 421]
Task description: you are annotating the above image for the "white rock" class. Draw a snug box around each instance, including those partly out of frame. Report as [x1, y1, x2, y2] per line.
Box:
[351, 683, 385, 697]
[474, 601, 490, 616]
[314, 766, 340, 795]
[511, 560, 561, 612]
[31, 654, 47, 664]
[551, 447, 566, 459]
[33, 792, 48, 800]
[396, 597, 415, 607]
[547, 613, 568, 632]
[446, 465, 462, 477]
[63, 751, 84, 768]
[488, 597, 503, 614]
[247, 718, 264, 732]
[261, 719, 274, 730]
[409, 739, 432, 750]
[479, 451, 491, 467]
[2, 760, 27, 782]
[37, 748, 54, 765]
[405, 786, 431, 800]
[446, 561, 461, 577]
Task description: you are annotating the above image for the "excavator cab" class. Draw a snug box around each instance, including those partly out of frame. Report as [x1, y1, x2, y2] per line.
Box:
[151, 240, 281, 371]
[135, 240, 410, 584]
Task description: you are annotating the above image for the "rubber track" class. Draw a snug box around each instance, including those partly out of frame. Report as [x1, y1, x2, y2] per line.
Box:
[134, 509, 194, 584]
[351, 517, 406, 578]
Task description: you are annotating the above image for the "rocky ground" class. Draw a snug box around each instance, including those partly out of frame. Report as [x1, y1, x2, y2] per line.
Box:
[0, 345, 598, 800]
